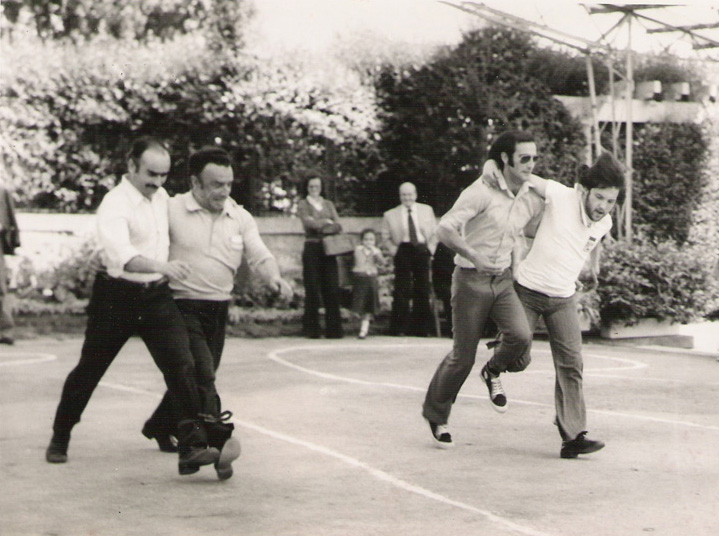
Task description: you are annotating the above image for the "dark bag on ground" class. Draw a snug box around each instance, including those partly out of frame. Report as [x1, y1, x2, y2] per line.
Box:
[322, 234, 355, 256]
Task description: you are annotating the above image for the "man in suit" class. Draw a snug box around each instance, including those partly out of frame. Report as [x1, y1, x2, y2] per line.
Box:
[382, 182, 438, 336]
[0, 184, 20, 345]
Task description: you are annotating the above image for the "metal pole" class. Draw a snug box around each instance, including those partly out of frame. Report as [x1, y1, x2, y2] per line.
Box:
[624, 16, 634, 242]
[585, 54, 602, 159]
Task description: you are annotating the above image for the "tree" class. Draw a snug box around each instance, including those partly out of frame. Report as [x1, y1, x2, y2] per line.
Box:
[374, 27, 586, 215]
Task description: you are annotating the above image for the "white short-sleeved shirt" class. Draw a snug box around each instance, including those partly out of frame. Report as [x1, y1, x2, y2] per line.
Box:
[516, 181, 612, 298]
[168, 192, 274, 301]
[96, 177, 169, 283]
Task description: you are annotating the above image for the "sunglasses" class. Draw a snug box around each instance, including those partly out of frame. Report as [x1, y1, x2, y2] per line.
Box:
[518, 155, 540, 164]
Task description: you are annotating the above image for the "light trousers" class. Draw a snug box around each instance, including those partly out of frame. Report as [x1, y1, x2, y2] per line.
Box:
[422, 267, 532, 425]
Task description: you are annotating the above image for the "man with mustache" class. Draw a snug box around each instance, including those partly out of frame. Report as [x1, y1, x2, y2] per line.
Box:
[46, 137, 220, 475]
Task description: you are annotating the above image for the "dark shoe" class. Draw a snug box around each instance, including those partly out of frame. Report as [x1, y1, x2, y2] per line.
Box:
[480, 363, 507, 413]
[560, 432, 605, 459]
[142, 424, 178, 453]
[178, 447, 220, 475]
[202, 411, 241, 480]
[428, 421, 454, 449]
[215, 437, 242, 481]
[0, 336, 14, 345]
[46, 434, 70, 464]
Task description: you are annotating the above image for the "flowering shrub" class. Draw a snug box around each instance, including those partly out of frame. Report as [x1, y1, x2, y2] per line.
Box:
[1, 35, 382, 214]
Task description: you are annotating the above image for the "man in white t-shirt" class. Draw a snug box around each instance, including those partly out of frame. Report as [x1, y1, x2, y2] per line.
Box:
[484, 152, 625, 458]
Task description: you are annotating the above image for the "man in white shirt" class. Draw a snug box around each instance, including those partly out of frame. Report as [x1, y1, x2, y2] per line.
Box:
[46, 138, 220, 475]
[381, 182, 438, 336]
[141, 146, 292, 479]
[484, 152, 625, 458]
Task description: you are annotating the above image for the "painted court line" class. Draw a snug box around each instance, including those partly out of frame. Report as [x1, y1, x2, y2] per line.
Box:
[95, 378, 552, 536]
[267, 343, 719, 432]
[235, 418, 553, 536]
[0, 352, 57, 367]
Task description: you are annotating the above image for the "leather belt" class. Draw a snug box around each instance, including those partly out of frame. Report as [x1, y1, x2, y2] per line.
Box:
[97, 272, 169, 290]
[459, 267, 508, 277]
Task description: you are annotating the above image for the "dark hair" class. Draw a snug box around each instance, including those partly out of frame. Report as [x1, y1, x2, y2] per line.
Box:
[188, 146, 232, 178]
[302, 173, 324, 196]
[578, 152, 626, 203]
[126, 137, 169, 168]
[487, 131, 535, 171]
[360, 228, 377, 241]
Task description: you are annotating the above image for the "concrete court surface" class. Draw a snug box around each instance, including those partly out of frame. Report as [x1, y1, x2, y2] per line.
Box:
[1, 335, 718, 536]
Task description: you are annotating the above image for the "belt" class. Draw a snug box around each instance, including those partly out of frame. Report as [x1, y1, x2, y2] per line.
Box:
[97, 272, 169, 290]
[459, 267, 509, 277]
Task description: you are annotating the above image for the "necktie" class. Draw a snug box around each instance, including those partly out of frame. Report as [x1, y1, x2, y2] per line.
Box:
[408, 208, 419, 245]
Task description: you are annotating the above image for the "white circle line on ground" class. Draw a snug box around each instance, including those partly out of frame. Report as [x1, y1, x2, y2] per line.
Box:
[0, 352, 57, 366]
[234, 418, 553, 536]
[267, 344, 719, 432]
[94, 379, 553, 536]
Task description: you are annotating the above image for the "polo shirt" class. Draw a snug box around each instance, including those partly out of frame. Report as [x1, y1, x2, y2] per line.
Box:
[439, 174, 544, 271]
[516, 180, 612, 298]
[96, 176, 169, 283]
[168, 192, 274, 301]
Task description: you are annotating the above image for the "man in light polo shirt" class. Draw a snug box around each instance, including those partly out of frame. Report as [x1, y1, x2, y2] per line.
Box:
[422, 131, 544, 447]
[142, 146, 292, 480]
[483, 152, 625, 458]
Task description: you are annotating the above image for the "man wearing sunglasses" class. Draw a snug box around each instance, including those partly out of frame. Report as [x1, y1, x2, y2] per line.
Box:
[422, 131, 544, 447]
[482, 152, 625, 458]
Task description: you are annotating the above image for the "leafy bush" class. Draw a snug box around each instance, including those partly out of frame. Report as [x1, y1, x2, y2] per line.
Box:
[374, 27, 586, 215]
[1, 35, 382, 214]
[597, 236, 719, 326]
[631, 122, 708, 244]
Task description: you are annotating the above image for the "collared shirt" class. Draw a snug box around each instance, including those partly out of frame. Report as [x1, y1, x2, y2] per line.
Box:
[517, 181, 612, 298]
[401, 203, 426, 244]
[168, 192, 274, 301]
[439, 174, 544, 271]
[97, 176, 169, 283]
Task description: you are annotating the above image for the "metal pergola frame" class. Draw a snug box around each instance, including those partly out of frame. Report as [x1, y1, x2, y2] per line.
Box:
[439, 1, 719, 242]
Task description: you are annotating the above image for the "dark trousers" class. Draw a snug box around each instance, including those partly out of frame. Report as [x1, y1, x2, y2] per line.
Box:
[302, 240, 343, 338]
[51, 274, 202, 437]
[391, 242, 433, 336]
[145, 299, 230, 434]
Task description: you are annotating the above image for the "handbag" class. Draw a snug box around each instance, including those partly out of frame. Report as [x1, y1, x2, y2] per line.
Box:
[0, 227, 20, 255]
[322, 233, 355, 256]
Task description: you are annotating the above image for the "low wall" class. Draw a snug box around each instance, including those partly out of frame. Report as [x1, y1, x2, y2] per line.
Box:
[13, 212, 384, 276]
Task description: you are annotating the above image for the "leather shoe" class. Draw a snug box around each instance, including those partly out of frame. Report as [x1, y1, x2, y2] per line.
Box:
[46, 434, 70, 464]
[0, 336, 14, 345]
[178, 447, 220, 475]
[215, 437, 242, 481]
[561, 431, 605, 459]
[142, 424, 178, 453]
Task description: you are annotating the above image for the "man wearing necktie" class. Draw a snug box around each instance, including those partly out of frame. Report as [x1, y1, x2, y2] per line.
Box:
[381, 182, 438, 336]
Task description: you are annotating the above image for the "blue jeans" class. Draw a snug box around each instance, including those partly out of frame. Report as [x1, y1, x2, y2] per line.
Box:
[422, 267, 532, 425]
[512, 283, 586, 441]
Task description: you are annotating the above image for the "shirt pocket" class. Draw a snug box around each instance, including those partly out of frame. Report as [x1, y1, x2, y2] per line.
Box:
[227, 234, 244, 265]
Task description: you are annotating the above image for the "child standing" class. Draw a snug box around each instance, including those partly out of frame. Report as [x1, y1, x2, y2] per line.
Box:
[352, 228, 384, 339]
